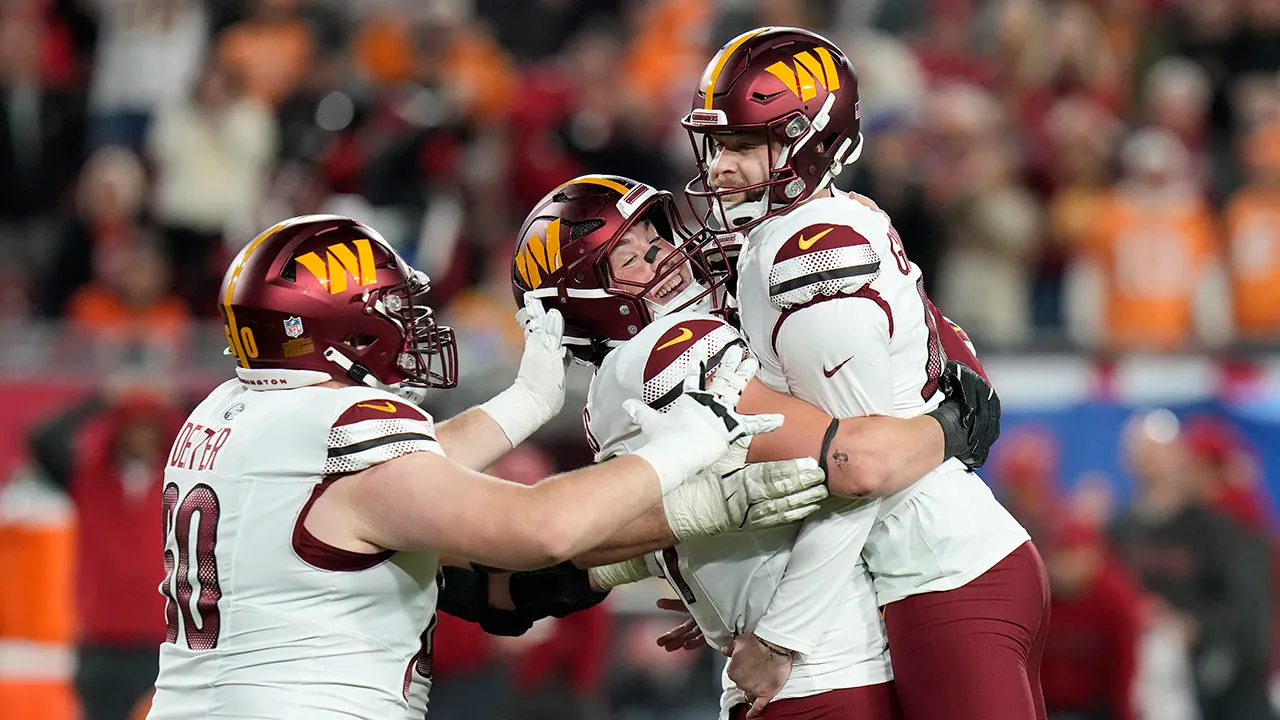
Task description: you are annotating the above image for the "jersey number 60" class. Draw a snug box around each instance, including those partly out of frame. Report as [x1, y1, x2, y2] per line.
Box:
[160, 483, 224, 651]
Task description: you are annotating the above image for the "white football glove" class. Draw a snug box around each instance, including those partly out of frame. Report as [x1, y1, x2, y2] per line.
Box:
[478, 294, 570, 445]
[626, 352, 783, 494]
[664, 458, 828, 541]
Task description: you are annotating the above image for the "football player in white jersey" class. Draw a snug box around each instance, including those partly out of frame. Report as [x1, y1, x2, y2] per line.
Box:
[677, 27, 1050, 720]
[146, 214, 793, 720]
[504, 174, 1004, 720]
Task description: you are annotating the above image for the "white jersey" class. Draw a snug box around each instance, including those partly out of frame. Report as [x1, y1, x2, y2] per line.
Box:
[148, 377, 443, 720]
[583, 311, 892, 714]
[734, 192, 1030, 607]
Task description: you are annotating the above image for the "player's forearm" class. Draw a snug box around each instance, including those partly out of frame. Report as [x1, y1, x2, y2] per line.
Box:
[572, 503, 676, 567]
[821, 415, 945, 498]
[740, 378, 944, 497]
[435, 406, 515, 471]
[522, 454, 665, 567]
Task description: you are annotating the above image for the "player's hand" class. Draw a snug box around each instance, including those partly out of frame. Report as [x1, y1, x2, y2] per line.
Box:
[727, 632, 793, 718]
[625, 360, 784, 494]
[654, 598, 705, 652]
[664, 458, 828, 540]
[478, 294, 570, 445]
[927, 360, 1001, 470]
[514, 293, 570, 418]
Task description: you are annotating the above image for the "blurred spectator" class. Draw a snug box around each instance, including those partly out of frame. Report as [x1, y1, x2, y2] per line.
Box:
[64, 233, 191, 368]
[86, 0, 208, 150]
[37, 145, 148, 317]
[1041, 517, 1143, 720]
[27, 384, 185, 720]
[928, 83, 1041, 348]
[1065, 129, 1231, 351]
[0, 13, 86, 227]
[1110, 410, 1273, 720]
[509, 27, 673, 214]
[1183, 414, 1273, 534]
[147, 61, 276, 310]
[991, 425, 1061, 541]
[216, 0, 314, 109]
[1038, 95, 1120, 328]
[1140, 57, 1212, 190]
[1223, 122, 1280, 341]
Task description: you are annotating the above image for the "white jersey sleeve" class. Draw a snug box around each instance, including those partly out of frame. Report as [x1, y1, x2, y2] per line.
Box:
[772, 294, 895, 418]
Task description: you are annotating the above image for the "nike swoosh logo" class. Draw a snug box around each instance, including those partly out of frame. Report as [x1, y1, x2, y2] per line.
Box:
[822, 356, 854, 378]
[797, 227, 835, 251]
[356, 401, 398, 413]
[656, 327, 694, 351]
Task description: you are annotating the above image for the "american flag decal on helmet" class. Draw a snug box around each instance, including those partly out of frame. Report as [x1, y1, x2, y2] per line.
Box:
[855, 101, 860, 119]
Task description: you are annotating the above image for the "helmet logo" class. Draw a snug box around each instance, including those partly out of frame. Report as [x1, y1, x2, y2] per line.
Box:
[283, 315, 304, 338]
[515, 217, 563, 288]
[764, 47, 840, 102]
[294, 239, 378, 294]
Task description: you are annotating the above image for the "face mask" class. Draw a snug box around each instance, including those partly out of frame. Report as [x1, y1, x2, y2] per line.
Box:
[646, 279, 711, 318]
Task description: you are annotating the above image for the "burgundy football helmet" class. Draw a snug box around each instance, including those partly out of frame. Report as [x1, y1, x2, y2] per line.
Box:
[510, 175, 729, 364]
[682, 27, 863, 232]
[219, 215, 458, 388]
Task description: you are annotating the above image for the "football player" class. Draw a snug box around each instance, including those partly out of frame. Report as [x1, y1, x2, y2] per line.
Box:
[680, 27, 1048, 720]
[495, 174, 1001, 720]
[146, 215, 788, 719]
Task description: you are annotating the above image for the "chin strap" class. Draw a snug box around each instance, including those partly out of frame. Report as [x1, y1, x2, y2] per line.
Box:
[322, 347, 382, 389]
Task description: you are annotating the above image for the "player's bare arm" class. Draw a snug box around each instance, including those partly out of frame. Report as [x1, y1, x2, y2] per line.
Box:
[306, 359, 784, 571]
[739, 365, 1000, 498]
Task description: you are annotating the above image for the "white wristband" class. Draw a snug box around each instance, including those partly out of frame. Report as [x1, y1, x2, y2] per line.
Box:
[477, 382, 545, 447]
[589, 557, 652, 589]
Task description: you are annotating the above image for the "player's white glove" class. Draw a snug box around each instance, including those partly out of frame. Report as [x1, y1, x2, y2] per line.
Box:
[664, 458, 828, 540]
[626, 349, 784, 494]
[478, 294, 570, 446]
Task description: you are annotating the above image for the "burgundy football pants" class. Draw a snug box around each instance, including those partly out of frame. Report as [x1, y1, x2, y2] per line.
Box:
[729, 683, 905, 720]
[883, 541, 1050, 720]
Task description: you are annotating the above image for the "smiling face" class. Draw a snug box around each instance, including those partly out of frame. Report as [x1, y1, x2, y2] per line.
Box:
[706, 130, 781, 207]
[606, 220, 693, 305]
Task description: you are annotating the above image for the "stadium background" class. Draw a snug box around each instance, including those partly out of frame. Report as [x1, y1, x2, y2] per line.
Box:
[1, 0, 1279, 718]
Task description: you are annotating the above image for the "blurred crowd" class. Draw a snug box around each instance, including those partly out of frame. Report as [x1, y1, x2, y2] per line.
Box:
[3, 0, 1280, 719]
[994, 411, 1276, 720]
[0, 0, 1277, 372]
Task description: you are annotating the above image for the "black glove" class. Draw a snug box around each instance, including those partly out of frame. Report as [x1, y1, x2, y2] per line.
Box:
[436, 562, 609, 637]
[927, 360, 1001, 470]
[437, 566, 533, 636]
[508, 561, 610, 620]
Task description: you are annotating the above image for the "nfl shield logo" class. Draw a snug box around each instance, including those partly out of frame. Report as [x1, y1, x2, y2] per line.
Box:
[284, 316, 304, 338]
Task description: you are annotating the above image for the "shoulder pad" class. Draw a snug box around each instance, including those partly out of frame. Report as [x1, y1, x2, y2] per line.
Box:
[767, 222, 881, 308]
[640, 316, 744, 411]
[325, 395, 441, 475]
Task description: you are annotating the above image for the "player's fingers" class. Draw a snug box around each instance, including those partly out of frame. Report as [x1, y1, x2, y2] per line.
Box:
[738, 412, 784, 437]
[746, 696, 771, 719]
[682, 632, 705, 651]
[540, 308, 564, 347]
[655, 598, 690, 614]
[622, 399, 658, 426]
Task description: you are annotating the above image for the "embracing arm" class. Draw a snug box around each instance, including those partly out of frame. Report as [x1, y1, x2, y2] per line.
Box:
[739, 379, 944, 498]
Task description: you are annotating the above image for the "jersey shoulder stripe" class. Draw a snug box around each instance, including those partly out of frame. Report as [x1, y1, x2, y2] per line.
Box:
[638, 314, 745, 411]
[768, 222, 880, 308]
[326, 394, 442, 475]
